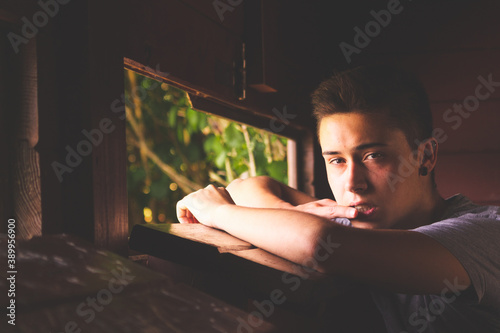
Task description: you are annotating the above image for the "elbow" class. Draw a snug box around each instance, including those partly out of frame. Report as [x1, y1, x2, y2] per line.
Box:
[302, 224, 341, 275]
[226, 175, 270, 193]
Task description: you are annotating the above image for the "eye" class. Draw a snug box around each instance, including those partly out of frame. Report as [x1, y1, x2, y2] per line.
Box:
[365, 152, 384, 160]
[328, 157, 345, 165]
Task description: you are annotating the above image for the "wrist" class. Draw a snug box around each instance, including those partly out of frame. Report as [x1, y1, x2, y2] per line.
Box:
[212, 204, 234, 230]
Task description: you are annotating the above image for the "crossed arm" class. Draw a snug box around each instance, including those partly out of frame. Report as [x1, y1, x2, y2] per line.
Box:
[176, 176, 471, 295]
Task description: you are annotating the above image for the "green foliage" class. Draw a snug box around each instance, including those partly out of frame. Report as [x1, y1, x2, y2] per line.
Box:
[125, 69, 288, 229]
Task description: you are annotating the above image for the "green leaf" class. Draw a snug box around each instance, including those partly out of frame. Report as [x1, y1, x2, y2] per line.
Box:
[168, 106, 178, 127]
[204, 135, 223, 155]
[176, 125, 183, 142]
[186, 107, 199, 132]
[266, 160, 288, 182]
[215, 150, 227, 168]
[198, 113, 208, 131]
[224, 123, 244, 149]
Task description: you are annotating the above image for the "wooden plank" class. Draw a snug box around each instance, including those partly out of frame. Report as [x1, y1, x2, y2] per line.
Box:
[37, 6, 64, 236]
[0, 25, 14, 234]
[129, 223, 225, 270]
[358, 50, 500, 103]
[358, 0, 500, 54]
[0, 18, 42, 239]
[129, 223, 349, 307]
[14, 284, 277, 333]
[124, 0, 241, 105]
[180, 0, 244, 36]
[87, 0, 128, 254]
[123, 0, 313, 132]
[224, 247, 324, 280]
[12, 34, 42, 240]
[144, 223, 254, 252]
[36, 0, 128, 253]
[0, 234, 277, 333]
[3, 235, 169, 309]
[37, 0, 94, 244]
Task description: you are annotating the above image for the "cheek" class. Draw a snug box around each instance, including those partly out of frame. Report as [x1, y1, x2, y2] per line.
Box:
[327, 172, 347, 202]
[376, 160, 417, 195]
[367, 164, 403, 197]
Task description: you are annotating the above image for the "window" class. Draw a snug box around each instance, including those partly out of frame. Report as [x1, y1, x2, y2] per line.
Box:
[124, 69, 295, 229]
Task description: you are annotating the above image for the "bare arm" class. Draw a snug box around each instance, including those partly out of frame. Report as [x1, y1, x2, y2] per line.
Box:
[177, 185, 471, 295]
[226, 175, 317, 208]
[226, 176, 357, 219]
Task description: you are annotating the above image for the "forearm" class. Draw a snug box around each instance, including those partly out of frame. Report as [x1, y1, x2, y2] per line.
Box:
[226, 176, 316, 208]
[213, 204, 330, 264]
[212, 205, 470, 295]
[178, 185, 471, 295]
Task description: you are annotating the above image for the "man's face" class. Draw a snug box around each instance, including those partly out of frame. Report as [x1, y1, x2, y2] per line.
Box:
[319, 112, 425, 229]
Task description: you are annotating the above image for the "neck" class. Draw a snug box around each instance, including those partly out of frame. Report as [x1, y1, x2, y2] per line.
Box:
[393, 190, 447, 230]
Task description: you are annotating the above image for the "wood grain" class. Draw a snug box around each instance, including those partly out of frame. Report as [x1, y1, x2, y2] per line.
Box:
[12, 28, 42, 240]
[0, 234, 277, 333]
[224, 247, 324, 280]
[143, 223, 254, 252]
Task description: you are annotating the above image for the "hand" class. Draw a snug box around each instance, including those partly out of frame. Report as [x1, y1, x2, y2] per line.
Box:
[293, 199, 357, 220]
[176, 184, 235, 228]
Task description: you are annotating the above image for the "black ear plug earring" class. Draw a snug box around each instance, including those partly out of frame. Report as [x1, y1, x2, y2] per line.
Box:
[419, 167, 428, 176]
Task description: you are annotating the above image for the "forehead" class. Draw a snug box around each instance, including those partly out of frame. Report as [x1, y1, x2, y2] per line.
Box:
[318, 112, 408, 150]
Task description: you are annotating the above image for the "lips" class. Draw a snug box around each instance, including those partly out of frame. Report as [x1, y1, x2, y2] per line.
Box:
[349, 202, 377, 218]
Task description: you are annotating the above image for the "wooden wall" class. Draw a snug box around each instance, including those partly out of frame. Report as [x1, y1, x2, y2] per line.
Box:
[312, 0, 500, 206]
[0, 0, 319, 250]
[1, 0, 498, 251]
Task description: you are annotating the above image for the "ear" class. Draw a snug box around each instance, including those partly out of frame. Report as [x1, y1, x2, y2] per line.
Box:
[418, 138, 438, 174]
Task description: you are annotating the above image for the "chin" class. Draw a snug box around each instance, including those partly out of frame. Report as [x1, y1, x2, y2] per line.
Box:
[351, 221, 381, 229]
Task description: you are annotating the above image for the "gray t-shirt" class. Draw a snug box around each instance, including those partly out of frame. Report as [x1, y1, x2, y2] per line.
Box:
[370, 194, 500, 333]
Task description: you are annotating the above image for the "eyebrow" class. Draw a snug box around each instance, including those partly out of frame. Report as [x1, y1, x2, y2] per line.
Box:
[322, 142, 388, 155]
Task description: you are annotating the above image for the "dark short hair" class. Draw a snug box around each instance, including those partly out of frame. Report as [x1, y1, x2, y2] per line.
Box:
[311, 65, 433, 150]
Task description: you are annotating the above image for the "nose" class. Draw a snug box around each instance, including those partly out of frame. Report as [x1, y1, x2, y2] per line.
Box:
[344, 161, 368, 194]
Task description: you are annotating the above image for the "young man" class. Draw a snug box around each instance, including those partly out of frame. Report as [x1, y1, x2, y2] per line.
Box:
[177, 66, 500, 332]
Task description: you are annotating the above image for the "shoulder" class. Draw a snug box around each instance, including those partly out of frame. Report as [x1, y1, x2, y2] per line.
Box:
[413, 194, 500, 306]
[415, 194, 500, 237]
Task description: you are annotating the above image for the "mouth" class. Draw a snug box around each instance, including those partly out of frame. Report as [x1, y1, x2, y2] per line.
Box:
[349, 203, 378, 218]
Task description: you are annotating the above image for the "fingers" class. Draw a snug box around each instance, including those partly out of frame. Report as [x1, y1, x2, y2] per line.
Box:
[312, 199, 357, 218]
[313, 198, 338, 206]
[304, 205, 357, 219]
[295, 200, 358, 219]
[185, 209, 200, 224]
[176, 199, 198, 224]
[176, 199, 188, 223]
[330, 205, 358, 219]
[176, 184, 234, 225]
